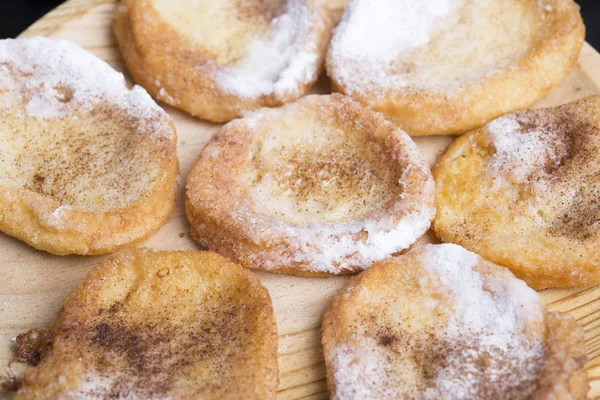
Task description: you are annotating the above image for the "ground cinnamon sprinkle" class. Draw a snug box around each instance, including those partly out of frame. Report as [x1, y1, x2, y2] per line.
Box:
[328, 245, 547, 399]
[486, 104, 600, 241]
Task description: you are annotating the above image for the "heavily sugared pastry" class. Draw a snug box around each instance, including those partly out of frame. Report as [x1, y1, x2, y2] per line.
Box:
[185, 94, 435, 276]
[434, 96, 600, 289]
[327, 0, 584, 136]
[322, 244, 588, 399]
[0, 37, 178, 255]
[13, 249, 278, 399]
[114, 0, 332, 122]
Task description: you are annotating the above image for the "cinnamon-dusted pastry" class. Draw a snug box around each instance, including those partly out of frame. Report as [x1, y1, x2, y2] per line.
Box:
[434, 96, 600, 289]
[185, 94, 435, 276]
[114, 0, 332, 122]
[322, 244, 588, 399]
[0, 37, 178, 255]
[327, 0, 584, 136]
[13, 249, 278, 399]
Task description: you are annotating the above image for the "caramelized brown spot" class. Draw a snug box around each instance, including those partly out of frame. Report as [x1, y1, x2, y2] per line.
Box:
[353, 230, 369, 242]
[0, 374, 22, 392]
[377, 334, 397, 347]
[53, 85, 74, 103]
[30, 174, 45, 193]
[16, 328, 52, 365]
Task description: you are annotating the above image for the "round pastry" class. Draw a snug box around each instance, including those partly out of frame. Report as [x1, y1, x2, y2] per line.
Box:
[433, 96, 600, 289]
[114, 0, 332, 122]
[327, 0, 584, 136]
[322, 244, 588, 399]
[185, 94, 435, 276]
[13, 249, 278, 399]
[0, 37, 178, 255]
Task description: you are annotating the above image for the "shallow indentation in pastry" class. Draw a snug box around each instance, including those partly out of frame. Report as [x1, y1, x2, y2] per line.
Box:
[241, 120, 402, 224]
[185, 94, 435, 275]
[0, 113, 166, 213]
[0, 37, 178, 255]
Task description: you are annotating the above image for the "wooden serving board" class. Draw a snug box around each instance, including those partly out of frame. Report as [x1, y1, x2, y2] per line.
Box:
[3, 1, 600, 398]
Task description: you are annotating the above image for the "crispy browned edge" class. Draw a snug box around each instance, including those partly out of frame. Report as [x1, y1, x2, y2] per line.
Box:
[14, 248, 279, 399]
[112, 0, 333, 123]
[321, 268, 365, 397]
[184, 93, 434, 276]
[0, 118, 179, 256]
[321, 256, 589, 399]
[327, 0, 585, 136]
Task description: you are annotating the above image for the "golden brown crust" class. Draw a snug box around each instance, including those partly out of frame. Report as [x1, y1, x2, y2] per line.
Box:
[14, 249, 278, 399]
[0, 37, 178, 255]
[327, 0, 585, 136]
[185, 94, 435, 276]
[530, 313, 588, 400]
[113, 0, 333, 122]
[322, 244, 588, 399]
[433, 96, 600, 289]
[0, 179, 177, 256]
[0, 127, 178, 255]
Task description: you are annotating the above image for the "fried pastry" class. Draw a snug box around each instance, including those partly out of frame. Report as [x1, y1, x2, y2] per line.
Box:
[13, 249, 278, 399]
[434, 96, 600, 289]
[322, 244, 588, 399]
[327, 0, 584, 136]
[114, 0, 332, 122]
[185, 94, 435, 276]
[0, 37, 178, 255]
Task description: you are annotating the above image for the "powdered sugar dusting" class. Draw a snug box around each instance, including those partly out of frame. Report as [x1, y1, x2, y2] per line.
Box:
[333, 0, 449, 62]
[328, 0, 554, 97]
[420, 244, 543, 339]
[231, 98, 436, 274]
[0, 37, 172, 138]
[328, 244, 546, 399]
[287, 204, 435, 273]
[216, 0, 325, 99]
[487, 113, 571, 184]
[420, 244, 545, 398]
[0, 37, 177, 216]
[329, 0, 454, 92]
[233, 175, 435, 275]
[189, 94, 435, 274]
[330, 341, 388, 400]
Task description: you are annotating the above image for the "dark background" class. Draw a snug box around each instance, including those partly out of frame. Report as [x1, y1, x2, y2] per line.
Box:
[0, 0, 599, 46]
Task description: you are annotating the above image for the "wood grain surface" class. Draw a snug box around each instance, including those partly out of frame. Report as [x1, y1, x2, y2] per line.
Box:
[2, 1, 600, 398]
